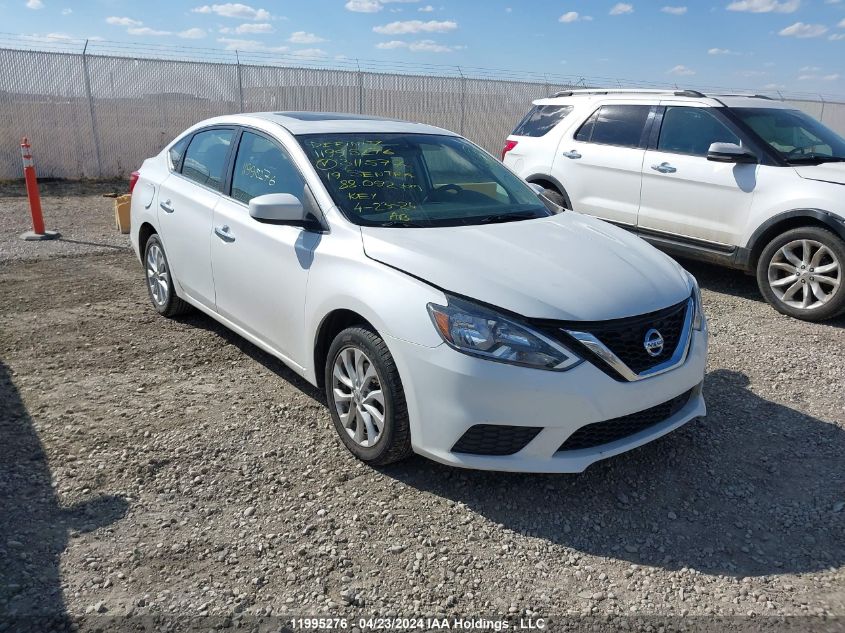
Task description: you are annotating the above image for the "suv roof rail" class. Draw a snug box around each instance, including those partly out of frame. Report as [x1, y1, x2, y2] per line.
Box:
[713, 93, 774, 100]
[550, 88, 708, 98]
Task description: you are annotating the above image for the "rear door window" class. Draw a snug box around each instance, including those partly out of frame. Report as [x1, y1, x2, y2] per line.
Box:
[181, 128, 235, 191]
[168, 136, 190, 171]
[511, 105, 574, 137]
[575, 105, 651, 148]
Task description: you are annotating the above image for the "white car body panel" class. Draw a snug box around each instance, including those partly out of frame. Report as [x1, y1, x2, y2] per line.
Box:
[130, 111, 709, 473]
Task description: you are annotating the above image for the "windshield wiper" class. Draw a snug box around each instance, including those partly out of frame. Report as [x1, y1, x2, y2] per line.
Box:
[787, 155, 845, 165]
[473, 211, 541, 225]
[376, 220, 427, 228]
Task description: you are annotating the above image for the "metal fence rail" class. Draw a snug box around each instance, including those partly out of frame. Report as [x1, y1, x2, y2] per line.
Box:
[1, 42, 844, 180]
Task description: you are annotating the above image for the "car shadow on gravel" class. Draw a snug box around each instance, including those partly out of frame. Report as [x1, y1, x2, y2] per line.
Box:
[382, 368, 845, 578]
[0, 362, 129, 628]
[679, 258, 845, 327]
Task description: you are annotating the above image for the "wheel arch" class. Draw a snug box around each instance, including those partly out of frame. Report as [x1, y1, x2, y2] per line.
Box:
[313, 309, 378, 390]
[138, 221, 158, 258]
[741, 209, 845, 270]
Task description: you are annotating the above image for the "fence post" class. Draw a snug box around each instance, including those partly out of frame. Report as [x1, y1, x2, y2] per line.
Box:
[356, 59, 364, 114]
[235, 50, 245, 111]
[81, 39, 103, 178]
[457, 66, 465, 136]
[819, 94, 826, 122]
[543, 73, 549, 97]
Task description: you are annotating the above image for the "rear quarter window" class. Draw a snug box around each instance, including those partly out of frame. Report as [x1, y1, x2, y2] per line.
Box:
[511, 105, 574, 137]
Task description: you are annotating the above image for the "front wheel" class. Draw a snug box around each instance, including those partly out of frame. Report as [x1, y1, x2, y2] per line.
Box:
[324, 326, 413, 465]
[756, 226, 844, 321]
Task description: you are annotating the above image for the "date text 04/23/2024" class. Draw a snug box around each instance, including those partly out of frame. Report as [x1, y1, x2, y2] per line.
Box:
[288, 617, 547, 630]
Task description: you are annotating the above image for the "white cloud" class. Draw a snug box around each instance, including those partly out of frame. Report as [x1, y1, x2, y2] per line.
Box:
[708, 47, 738, 54]
[799, 72, 841, 80]
[192, 3, 271, 20]
[290, 48, 328, 58]
[376, 40, 407, 49]
[288, 31, 326, 44]
[505, 7, 512, 12]
[726, 0, 800, 13]
[668, 64, 696, 75]
[830, 33, 845, 40]
[345, 0, 383, 11]
[106, 16, 142, 27]
[418, 4, 434, 11]
[661, 6, 687, 14]
[559, 11, 579, 22]
[128, 26, 172, 36]
[373, 19, 457, 34]
[375, 38, 460, 52]
[609, 3, 634, 15]
[26, 0, 44, 9]
[800, 65, 821, 72]
[839, 18, 845, 27]
[61, 8, 72, 15]
[779, 22, 828, 38]
[235, 22, 274, 33]
[217, 37, 288, 52]
[178, 28, 207, 39]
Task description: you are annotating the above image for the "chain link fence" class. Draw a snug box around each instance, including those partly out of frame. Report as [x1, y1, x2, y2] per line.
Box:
[1, 42, 844, 180]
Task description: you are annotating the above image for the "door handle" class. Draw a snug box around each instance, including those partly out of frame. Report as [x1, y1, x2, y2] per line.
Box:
[214, 225, 236, 243]
[561, 150, 582, 160]
[651, 162, 677, 174]
[160, 199, 175, 213]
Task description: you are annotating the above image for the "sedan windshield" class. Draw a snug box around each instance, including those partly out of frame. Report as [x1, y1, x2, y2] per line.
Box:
[298, 133, 550, 227]
[732, 107, 845, 164]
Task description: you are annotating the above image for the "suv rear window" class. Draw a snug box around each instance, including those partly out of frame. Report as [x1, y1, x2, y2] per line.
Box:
[511, 105, 573, 137]
[575, 104, 651, 149]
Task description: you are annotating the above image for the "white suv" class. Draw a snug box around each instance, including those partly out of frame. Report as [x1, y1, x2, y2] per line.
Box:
[130, 112, 707, 473]
[503, 89, 845, 321]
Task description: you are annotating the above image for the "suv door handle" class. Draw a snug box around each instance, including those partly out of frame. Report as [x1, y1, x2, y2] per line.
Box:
[651, 162, 677, 174]
[159, 199, 175, 213]
[214, 225, 236, 243]
[561, 150, 582, 159]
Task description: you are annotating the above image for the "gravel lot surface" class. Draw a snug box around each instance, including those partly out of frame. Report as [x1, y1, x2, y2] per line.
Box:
[1, 182, 844, 632]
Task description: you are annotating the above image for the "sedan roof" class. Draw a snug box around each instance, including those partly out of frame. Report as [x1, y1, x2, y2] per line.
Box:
[243, 111, 457, 136]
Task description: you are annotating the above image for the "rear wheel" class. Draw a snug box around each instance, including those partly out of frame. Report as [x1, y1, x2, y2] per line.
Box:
[143, 234, 191, 317]
[324, 326, 412, 465]
[756, 226, 844, 321]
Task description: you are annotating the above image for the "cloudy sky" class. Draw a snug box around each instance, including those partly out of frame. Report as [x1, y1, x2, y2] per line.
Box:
[5, 0, 845, 95]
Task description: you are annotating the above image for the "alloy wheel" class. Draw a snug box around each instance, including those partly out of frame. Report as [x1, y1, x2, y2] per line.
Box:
[146, 242, 170, 307]
[768, 239, 841, 311]
[331, 346, 385, 448]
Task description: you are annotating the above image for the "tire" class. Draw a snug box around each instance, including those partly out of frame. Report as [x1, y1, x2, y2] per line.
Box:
[756, 226, 845, 322]
[541, 188, 568, 211]
[143, 234, 192, 318]
[324, 326, 413, 465]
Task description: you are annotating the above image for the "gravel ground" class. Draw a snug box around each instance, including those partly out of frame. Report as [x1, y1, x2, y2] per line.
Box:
[1, 182, 844, 632]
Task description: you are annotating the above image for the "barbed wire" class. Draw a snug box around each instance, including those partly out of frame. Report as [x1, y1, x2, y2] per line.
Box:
[0, 32, 842, 103]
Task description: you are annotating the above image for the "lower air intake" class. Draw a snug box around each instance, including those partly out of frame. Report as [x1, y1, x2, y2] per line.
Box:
[452, 424, 543, 456]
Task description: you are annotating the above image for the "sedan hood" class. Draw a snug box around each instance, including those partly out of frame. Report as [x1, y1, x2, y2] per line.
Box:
[361, 213, 692, 321]
[793, 163, 845, 185]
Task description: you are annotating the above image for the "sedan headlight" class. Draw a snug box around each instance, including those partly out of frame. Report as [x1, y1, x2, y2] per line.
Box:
[689, 274, 704, 331]
[427, 296, 581, 371]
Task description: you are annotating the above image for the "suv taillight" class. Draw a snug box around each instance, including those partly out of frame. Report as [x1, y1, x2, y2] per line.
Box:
[129, 170, 140, 194]
[501, 140, 518, 161]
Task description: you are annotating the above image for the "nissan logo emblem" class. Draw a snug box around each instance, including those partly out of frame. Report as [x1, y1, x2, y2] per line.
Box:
[643, 328, 664, 357]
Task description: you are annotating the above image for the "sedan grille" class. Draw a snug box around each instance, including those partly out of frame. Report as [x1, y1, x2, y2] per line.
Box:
[452, 425, 542, 456]
[557, 389, 693, 452]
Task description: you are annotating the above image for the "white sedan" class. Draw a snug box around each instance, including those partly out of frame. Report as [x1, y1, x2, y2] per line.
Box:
[129, 112, 708, 472]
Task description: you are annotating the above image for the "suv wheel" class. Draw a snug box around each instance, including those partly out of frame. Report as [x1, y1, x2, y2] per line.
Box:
[324, 326, 413, 465]
[756, 226, 844, 321]
[143, 234, 192, 317]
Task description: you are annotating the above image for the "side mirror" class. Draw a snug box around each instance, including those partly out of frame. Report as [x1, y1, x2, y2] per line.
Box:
[527, 182, 545, 195]
[707, 142, 757, 164]
[248, 193, 305, 224]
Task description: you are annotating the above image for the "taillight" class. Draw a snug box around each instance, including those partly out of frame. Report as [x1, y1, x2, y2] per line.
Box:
[501, 140, 518, 161]
[129, 170, 140, 194]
